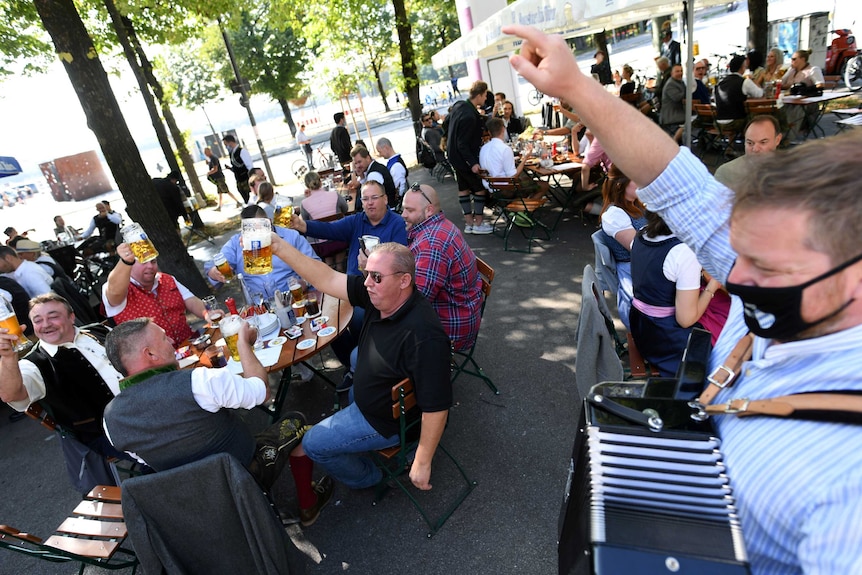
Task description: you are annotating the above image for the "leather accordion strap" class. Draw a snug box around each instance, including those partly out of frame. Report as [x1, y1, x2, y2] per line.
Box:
[696, 333, 754, 406]
[705, 393, 862, 424]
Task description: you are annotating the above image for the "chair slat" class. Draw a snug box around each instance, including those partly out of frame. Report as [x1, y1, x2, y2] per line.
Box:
[56, 517, 127, 538]
[85, 485, 122, 503]
[44, 535, 120, 560]
[0, 525, 42, 544]
[72, 501, 123, 520]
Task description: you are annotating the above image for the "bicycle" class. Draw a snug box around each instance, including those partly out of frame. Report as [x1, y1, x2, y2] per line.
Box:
[527, 88, 543, 106]
[399, 107, 411, 121]
[291, 144, 335, 180]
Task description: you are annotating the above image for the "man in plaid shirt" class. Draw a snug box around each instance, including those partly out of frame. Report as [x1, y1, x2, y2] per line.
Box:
[401, 183, 482, 351]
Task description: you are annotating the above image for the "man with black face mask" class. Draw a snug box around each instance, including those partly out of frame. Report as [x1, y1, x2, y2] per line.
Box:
[505, 25, 862, 575]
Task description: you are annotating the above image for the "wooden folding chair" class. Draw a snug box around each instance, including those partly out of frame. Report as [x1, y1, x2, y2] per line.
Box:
[371, 379, 476, 537]
[480, 172, 551, 253]
[0, 486, 138, 574]
[450, 257, 497, 394]
[693, 104, 741, 166]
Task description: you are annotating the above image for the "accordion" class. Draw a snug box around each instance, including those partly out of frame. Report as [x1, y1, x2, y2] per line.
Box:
[558, 381, 750, 574]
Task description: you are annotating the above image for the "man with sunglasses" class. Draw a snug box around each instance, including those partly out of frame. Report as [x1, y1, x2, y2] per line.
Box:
[402, 183, 481, 352]
[269, 238, 451, 493]
[506, 24, 862, 574]
[289, 180, 407, 372]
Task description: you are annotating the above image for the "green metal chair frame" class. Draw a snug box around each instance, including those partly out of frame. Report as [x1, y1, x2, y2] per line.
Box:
[481, 173, 551, 253]
[0, 486, 138, 574]
[450, 257, 498, 394]
[371, 378, 476, 537]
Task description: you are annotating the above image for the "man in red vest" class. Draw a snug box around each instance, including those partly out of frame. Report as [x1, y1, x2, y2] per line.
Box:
[102, 242, 206, 345]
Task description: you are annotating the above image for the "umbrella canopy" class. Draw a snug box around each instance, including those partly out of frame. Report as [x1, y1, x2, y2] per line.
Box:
[0, 157, 22, 178]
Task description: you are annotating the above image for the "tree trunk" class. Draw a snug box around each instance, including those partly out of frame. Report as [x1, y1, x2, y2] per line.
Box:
[748, 0, 768, 57]
[32, 0, 209, 295]
[392, 0, 420, 135]
[277, 98, 297, 137]
[104, 0, 178, 179]
[124, 20, 206, 202]
[369, 58, 391, 112]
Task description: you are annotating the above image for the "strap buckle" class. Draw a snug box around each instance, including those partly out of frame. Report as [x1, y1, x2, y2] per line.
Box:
[706, 364, 736, 388]
[724, 398, 751, 414]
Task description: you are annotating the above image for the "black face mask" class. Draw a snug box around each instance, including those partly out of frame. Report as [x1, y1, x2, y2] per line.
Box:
[725, 252, 862, 341]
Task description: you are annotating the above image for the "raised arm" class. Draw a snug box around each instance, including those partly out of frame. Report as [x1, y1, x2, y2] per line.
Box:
[270, 233, 348, 301]
[105, 243, 134, 307]
[504, 25, 678, 187]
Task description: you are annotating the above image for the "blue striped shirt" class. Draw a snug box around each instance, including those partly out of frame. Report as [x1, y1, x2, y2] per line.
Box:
[639, 148, 862, 575]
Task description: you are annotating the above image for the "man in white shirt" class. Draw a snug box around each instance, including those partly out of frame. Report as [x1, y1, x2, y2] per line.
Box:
[375, 137, 408, 200]
[0, 245, 53, 298]
[0, 294, 130, 492]
[479, 118, 548, 199]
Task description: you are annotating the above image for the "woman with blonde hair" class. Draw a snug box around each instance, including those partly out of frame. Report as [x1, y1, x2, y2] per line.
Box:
[300, 171, 349, 271]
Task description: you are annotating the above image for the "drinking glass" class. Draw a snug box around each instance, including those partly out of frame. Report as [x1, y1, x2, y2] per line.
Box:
[273, 195, 294, 228]
[213, 253, 234, 283]
[203, 296, 225, 326]
[218, 315, 244, 362]
[122, 222, 159, 263]
[0, 298, 29, 352]
[241, 218, 272, 275]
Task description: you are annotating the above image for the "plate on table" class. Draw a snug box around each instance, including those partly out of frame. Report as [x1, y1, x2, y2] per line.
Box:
[267, 336, 287, 347]
[296, 338, 316, 351]
[318, 326, 337, 338]
[248, 313, 279, 337]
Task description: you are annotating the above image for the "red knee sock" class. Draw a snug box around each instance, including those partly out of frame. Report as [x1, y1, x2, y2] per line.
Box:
[290, 455, 317, 509]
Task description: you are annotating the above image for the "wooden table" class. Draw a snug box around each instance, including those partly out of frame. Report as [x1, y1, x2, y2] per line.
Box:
[195, 293, 353, 422]
[781, 90, 849, 139]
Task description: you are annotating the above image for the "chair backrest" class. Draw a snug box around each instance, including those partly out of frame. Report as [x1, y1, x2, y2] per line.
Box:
[317, 212, 344, 223]
[590, 230, 618, 297]
[693, 103, 716, 123]
[575, 265, 624, 400]
[475, 257, 494, 316]
[744, 98, 778, 118]
[122, 453, 304, 574]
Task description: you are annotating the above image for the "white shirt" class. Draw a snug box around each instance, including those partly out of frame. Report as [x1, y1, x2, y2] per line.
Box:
[479, 138, 517, 190]
[601, 205, 635, 245]
[13, 260, 54, 298]
[641, 233, 702, 290]
[9, 329, 123, 412]
[101, 273, 194, 317]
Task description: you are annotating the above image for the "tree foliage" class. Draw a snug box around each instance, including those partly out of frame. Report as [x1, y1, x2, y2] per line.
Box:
[407, 0, 459, 69]
[0, 1, 54, 77]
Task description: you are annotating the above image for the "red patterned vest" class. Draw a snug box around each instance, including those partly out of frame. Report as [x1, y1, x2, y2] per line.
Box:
[116, 274, 194, 345]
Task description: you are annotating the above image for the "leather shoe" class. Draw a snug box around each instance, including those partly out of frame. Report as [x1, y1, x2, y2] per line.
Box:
[300, 475, 333, 527]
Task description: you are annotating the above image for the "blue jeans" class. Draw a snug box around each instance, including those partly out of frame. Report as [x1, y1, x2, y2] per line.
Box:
[302, 402, 398, 489]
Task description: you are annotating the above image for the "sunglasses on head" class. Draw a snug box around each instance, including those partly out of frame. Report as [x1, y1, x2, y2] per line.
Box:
[410, 182, 432, 204]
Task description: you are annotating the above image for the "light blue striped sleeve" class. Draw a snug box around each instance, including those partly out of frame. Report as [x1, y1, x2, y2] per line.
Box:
[637, 147, 737, 283]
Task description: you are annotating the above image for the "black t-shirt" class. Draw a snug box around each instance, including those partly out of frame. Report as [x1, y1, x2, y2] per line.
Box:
[346, 275, 452, 437]
[207, 155, 225, 181]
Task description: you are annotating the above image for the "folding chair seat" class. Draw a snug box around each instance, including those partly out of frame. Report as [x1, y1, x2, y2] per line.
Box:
[451, 257, 498, 394]
[480, 173, 551, 253]
[0, 485, 138, 574]
[371, 379, 476, 537]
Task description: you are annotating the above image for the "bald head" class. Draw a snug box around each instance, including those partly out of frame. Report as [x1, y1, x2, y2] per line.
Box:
[401, 184, 440, 230]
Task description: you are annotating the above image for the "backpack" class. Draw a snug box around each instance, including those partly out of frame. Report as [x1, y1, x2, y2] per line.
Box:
[416, 137, 437, 169]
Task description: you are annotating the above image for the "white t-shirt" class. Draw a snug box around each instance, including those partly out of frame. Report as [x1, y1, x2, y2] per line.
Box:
[479, 138, 517, 190]
[641, 233, 702, 290]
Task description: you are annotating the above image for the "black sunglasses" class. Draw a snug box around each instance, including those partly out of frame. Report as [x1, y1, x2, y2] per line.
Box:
[410, 182, 432, 205]
[362, 270, 408, 284]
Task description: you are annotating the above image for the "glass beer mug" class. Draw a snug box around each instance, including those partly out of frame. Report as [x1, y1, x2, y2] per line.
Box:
[241, 218, 272, 275]
[122, 222, 159, 263]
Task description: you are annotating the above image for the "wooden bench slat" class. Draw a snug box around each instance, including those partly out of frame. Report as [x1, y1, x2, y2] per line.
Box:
[56, 517, 127, 538]
[0, 525, 42, 544]
[73, 501, 123, 520]
[85, 485, 122, 503]
[44, 535, 121, 559]
[377, 446, 401, 459]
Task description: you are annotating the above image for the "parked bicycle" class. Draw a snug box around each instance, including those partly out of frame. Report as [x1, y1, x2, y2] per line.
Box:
[291, 144, 335, 179]
[527, 87, 543, 106]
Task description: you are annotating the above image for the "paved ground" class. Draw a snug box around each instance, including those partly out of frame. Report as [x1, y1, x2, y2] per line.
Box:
[1, 96, 858, 573]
